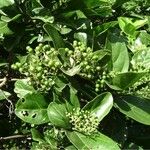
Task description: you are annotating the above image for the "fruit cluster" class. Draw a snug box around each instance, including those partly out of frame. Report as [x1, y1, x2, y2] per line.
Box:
[65, 41, 102, 79]
[66, 108, 99, 135]
[11, 44, 62, 92]
[11, 41, 109, 92]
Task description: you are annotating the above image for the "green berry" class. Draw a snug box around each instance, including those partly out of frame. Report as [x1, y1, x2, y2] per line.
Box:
[11, 64, 17, 69]
[86, 65, 90, 70]
[43, 45, 50, 50]
[65, 48, 69, 52]
[37, 66, 42, 71]
[73, 40, 78, 47]
[87, 74, 92, 78]
[68, 50, 73, 55]
[96, 66, 101, 71]
[92, 55, 98, 60]
[96, 84, 100, 88]
[19, 68, 23, 72]
[16, 62, 21, 68]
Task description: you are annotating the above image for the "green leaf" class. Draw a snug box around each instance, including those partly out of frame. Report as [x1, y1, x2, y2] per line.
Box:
[74, 32, 87, 46]
[0, 21, 13, 35]
[139, 31, 150, 46]
[0, 63, 8, 67]
[83, 92, 113, 121]
[112, 72, 146, 90]
[0, 0, 14, 8]
[54, 76, 68, 92]
[66, 131, 120, 150]
[93, 50, 110, 61]
[14, 79, 36, 99]
[69, 87, 80, 108]
[65, 145, 77, 150]
[61, 65, 80, 76]
[47, 102, 71, 128]
[0, 90, 11, 101]
[115, 95, 150, 125]
[118, 17, 148, 37]
[31, 128, 45, 143]
[107, 34, 129, 72]
[95, 21, 118, 36]
[15, 93, 49, 124]
[43, 23, 64, 49]
[118, 17, 136, 36]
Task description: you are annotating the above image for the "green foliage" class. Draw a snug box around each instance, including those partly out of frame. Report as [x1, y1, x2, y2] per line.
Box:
[0, 0, 150, 149]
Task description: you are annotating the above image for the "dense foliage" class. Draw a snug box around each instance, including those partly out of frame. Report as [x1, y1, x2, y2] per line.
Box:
[0, 0, 150, 149]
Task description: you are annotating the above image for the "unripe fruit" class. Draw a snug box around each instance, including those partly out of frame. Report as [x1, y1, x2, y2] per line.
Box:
[96, 84, 100, 88]
[11, 64, 17, 69]
[73, 40, 78, 47]
[92, 55, 98, 60]
[19, 68, 23, 72]
[87, 74, 92, 78]
[65, 48, 69, 52]
[96, 66, 101, 71]
[86, 65, 90, 70]
[37, 66, 42, 71]
[15, 62, 21, 68]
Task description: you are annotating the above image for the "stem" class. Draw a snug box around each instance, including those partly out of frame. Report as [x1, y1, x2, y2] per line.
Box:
[0, 78, 21, 82]
[0, 77, 7, 88]
[0, 135, 26, 141]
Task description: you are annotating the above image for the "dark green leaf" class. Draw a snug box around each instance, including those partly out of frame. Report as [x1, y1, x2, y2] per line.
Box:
[83, 92, 113, 121]
[115, 95, 150, 125]
[14, 79, 36, 99]
[47, 102, 71, 128]
[65, 145, 77, 150]
[15, 93, 49, 124]
[0, 90, 11, 101]
[74, 32, 87, 46]
[31, 128, 45, 143]
[0, 0, 14, 8]
[69, 87, 80, 108]
[0, 21, 13, 35]
[66, 131, 120, 150]
[112, 72, 146, 90]
[61, 65, 80, 76]
[107, 34, 129, 72]
[43, 23, 64, 49]
[95, 21, 118, 36]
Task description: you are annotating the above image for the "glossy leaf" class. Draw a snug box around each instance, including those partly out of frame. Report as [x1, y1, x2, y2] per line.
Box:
[83, 92, 113, 121]
[66, 131, 120, 150]
[74, 32, 87, 46]
[95, 21, 118, 36]
[115, 95, 150, 125]
[0, 90, 11, 101]
[31, 128, 45, 143]
[0, 0, 14, 8]
[112, 72, 146, 90]
[14, 79, 36, 99]
[47, 102, 71, 128]
[61, 65, 80, 76]
[65, 145, 77, 150]
[107, 34, 129, 72]
[15, 93, 49, 124]
[69, 87, 80, 108]
[43, 23, 64, 49]
[0, 21, 13, 35]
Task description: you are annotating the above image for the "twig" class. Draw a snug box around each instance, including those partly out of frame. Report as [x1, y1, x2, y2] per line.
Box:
[0, 78, 21, 85]
[0, 77, 7, 88]
[0, 135, 26, 141]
